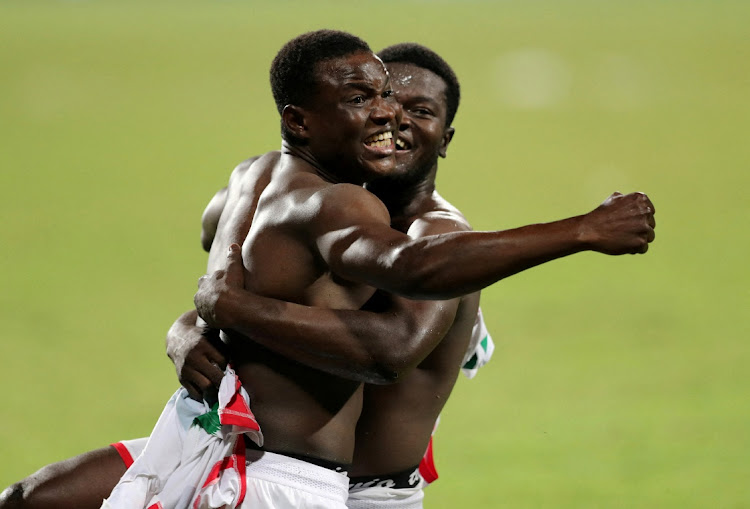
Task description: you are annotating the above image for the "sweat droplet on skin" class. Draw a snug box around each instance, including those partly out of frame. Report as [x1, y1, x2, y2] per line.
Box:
[394, 74, 413, 87]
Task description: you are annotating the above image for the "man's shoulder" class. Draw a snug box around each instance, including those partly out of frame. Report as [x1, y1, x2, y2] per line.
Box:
[409, 192, 472, 237]
[230, 151, 281, 185]
[309, 182, 390, 226]
[257, 166, 389, 232]
[316, 180, 382, 203]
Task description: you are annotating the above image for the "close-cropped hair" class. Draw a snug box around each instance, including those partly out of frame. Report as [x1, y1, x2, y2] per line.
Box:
[378, 42, 461, 127]
[270, 29, 371, 115]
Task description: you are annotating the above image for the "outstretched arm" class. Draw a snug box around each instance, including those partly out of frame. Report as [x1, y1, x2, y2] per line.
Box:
[196, 188, 654, 382]
[314, 188, 655, 300]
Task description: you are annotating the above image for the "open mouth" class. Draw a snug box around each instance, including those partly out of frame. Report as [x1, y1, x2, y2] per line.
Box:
[364, 131, 394, 148]
[395, 137, 411, 151]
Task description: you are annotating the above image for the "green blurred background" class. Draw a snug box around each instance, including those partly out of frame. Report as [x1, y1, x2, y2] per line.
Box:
[1, 1, 748, 507]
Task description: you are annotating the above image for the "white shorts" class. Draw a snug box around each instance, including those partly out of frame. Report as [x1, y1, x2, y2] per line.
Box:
[113, 440, 349, 508]
[239, 449, 349, 509]
[111, 437, 148, 468]
[347, 466, 426, 509]
[347, 483, 425, 509]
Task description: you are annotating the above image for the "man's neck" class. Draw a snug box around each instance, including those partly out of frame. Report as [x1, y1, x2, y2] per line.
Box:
[281, 141, 358, 185]
[367, 165, 438, 222]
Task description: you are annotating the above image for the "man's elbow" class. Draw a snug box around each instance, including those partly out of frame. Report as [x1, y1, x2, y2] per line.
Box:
[360, 366, 401, 385]
[341, 358, 402, 385]
[338, 355, 406, 385]
[365, 347, 419, 385]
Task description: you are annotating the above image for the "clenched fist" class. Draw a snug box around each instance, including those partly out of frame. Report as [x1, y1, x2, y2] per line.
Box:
[579, 192, 656, 255]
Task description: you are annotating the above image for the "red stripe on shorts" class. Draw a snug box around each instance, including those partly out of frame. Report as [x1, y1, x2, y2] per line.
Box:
[418, 436, 439, 484]
[110, 442, 135, 469]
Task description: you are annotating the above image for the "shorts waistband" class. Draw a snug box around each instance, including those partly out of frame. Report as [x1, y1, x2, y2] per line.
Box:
[270, 450, 349, 472]
[348, 464, 421, 491]
[244, 436, 350, 472]
[243, 449, 350, 502]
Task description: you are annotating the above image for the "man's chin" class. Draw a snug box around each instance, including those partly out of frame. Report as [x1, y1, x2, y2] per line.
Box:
[392, 162, 413, 179]
[362, 154, 397, 179]
[394, 150, 414, 171]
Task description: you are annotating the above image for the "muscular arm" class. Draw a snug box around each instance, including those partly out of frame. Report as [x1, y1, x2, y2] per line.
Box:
[198, 186, 653, 382]
[213, 285, 458, 384]
[191, 157, 461, 386]
[314, 187, 655, 300]
[196, 211, 472, 385]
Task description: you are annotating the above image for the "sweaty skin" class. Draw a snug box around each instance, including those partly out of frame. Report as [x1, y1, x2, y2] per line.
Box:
[213, 50, 403, 465]
[192, 45, 657, 470]
[352, 62, 478, 475]
[194, 61, 656, 474]
[201, 61, 481, 476]
[0, 50, 656, 509]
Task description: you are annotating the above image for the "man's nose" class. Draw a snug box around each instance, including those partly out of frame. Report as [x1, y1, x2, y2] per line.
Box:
[371, 96, 402, 126]
[399, 113, 411, 132]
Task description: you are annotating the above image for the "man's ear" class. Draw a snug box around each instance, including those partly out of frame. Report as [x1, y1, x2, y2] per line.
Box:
[438, 127, 455, 158]
[281, 105, 309, 142]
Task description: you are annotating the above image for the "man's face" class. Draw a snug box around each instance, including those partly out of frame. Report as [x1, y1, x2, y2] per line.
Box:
[386, 62, 452, 181]
[303, 51, 402, 183]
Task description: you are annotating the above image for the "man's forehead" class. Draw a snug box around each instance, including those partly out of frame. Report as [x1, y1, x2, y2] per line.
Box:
[315, 51, 388, 84]
[387, 62, 446, 97]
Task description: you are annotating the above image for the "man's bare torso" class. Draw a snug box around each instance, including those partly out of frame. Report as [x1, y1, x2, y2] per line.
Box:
[206, 153, 480, 471]
[208, 152, 380, 465]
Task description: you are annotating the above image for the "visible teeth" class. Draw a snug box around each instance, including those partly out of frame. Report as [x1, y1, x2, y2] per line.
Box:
[365, 131, 394, 146]
[365, 132, 393, 143]
[396, 138, 406, 149]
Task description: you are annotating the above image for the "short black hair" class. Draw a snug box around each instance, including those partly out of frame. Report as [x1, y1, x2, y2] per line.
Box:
[378, 43, 460, 127]
[270, 29, 371, 115]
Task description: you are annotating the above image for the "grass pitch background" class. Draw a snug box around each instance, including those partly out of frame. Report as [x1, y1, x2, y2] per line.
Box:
[1, 1, 748, 507]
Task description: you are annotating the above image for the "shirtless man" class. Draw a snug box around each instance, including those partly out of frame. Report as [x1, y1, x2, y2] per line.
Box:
[129, 28, 654, 506]
[0, 33, 655, 508]
[188, 42, 656, 508]
[191, 43, 488, 508]
[184, 30, 654, 508]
